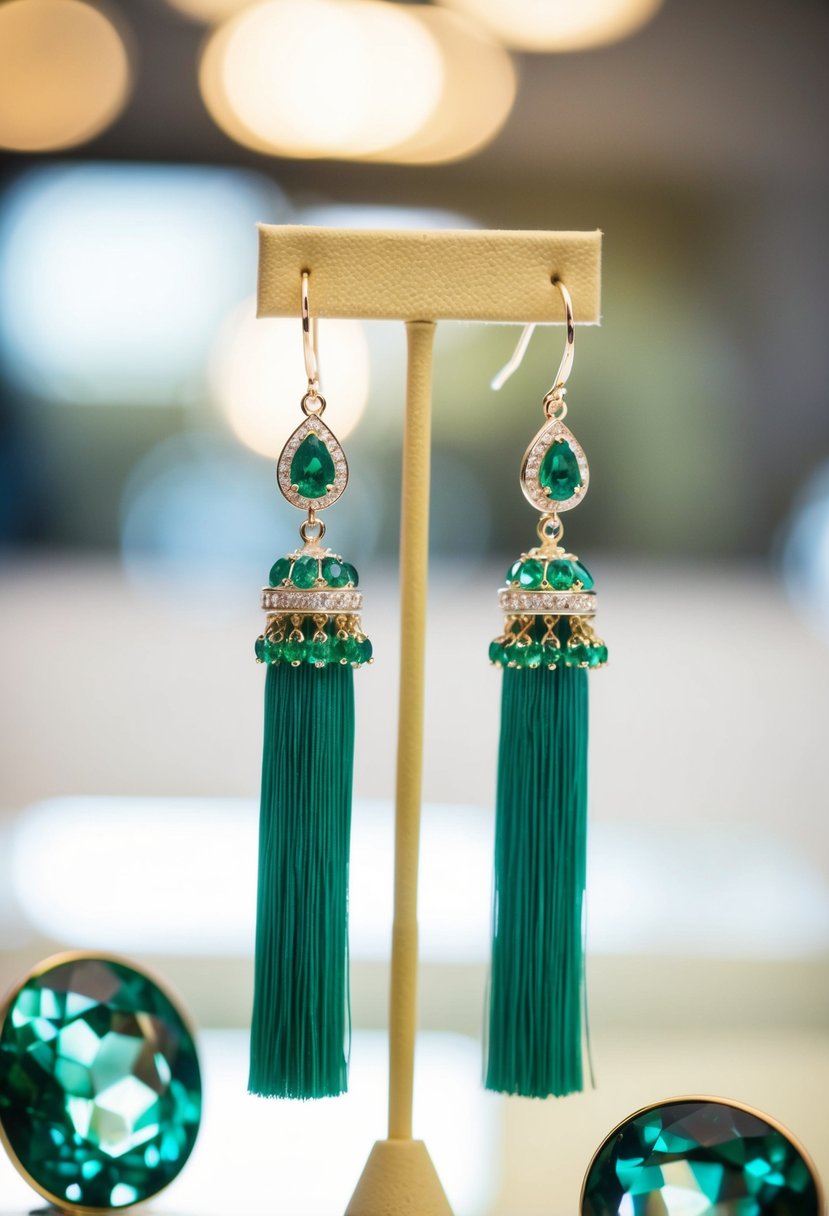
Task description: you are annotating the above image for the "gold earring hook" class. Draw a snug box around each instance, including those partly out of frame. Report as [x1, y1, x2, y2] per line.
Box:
[301, 270, 320, 394]
[491, 278, 575, 409]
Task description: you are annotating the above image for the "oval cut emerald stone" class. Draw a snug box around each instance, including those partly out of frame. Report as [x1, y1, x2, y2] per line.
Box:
[291, 556, 320, 588]
[583, 1098, 819, 1216]
[546, 559, 577, 590]
[539, 439, 582, 501]
[269, 557, 292, 586]
[290, 433, 336, 499]
[506, 560, 524, 585]
[517, 559, 543, 589]
[0, 956, 201, 1211]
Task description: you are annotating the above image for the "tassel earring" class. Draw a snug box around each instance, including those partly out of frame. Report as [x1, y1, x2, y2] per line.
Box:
[485, 278, 607, 1099]
[248, 272, 372, 1100]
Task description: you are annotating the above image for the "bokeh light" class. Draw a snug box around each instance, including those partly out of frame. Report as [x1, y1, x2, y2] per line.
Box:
[439, 0, 664, 52]
[371, 7, 516, 165]
[0, 164, 286, 406]
[210, 296, 370, 458]
[200, 0, 444, 159]
[165, 0, 250, 21]
[0, 0, 132, 152]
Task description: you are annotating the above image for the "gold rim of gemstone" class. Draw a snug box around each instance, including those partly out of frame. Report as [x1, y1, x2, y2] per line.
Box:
[277, 416, 348, 512]
[520, 418, 589, 514]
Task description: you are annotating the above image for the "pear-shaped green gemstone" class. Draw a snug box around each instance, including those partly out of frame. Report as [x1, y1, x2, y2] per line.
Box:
[572, 560, 594, 590]
[506, 560, 524, 585]
[282, 638, 304, 663]
[254, 636, 268, 662]
[291, 556, 320, 588]
[290, 432, 336, 499]
[539, 439, 582, 501]
[357, 637, 373, 663]
[489, 640, 506, 665]
[269, 557, 292, 586]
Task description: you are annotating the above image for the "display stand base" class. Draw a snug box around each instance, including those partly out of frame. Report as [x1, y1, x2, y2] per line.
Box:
[345, 1140, 454, 1216]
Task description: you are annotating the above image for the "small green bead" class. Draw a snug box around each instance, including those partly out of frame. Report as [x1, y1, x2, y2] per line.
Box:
[587, 643, 608, 667]
[524, 642, 543, 668]
[341, 562, 359, 587]
[543, 644, 561, 668]
[291, 556, 320, 588]
[564, 643, 588, 667]
[545, 559, 576, 590]
[307, 638, 331, 665]
[517, 559, 544, 589]
[268, 557, 292, 586]
[254, 636, 267, 662]
[488, 640, 505, 665]
[282, 638, 304, 663]
[572, 560, 594, 590]
[509, 644, 530, 667]
[506, 560, 524, 585]
[342, 636, 361, 665]
[357, 637, 373, 664]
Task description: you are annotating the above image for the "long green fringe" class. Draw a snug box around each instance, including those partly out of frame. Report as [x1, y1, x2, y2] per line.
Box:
[486, 663, 589, 1098]
[249, 661, 354, 1099]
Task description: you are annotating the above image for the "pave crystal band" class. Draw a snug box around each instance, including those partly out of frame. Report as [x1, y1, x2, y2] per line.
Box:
[498, 589, 597, 616]
[261, 587, 363, 613]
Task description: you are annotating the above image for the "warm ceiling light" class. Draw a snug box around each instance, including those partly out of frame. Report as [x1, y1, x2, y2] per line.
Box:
[0, 0, 131, 152]
[369, 7, 516, 165]
[200, 0, 443, 160]
[210, 297, 370, 459]
[438, 0, 664, 52]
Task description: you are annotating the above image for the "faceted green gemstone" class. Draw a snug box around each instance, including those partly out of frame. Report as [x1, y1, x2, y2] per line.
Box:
[488, 640, 505, 665]
[341, 562, 359, 587]
[291, 556, 320, 588]
[307, 637, 331, 665]
[342, 636, 362, 665]
[254, 635, 267, 662]
[290, 432, 336, 499]
[543, 644, 561, 667]
[563, 643, 588, 666]
[524, 642, 543, 667]
[545, 558, 576, 590]
[268, 557, 292, 586]
[506, 560, 524, 585]
[282, 638, 304, 663]
[321, 556, 350, 588]
[357, 637, 373, 664]
[539, 439, 582, 501]
[587, 643, 608, 667]
[582, 1098, 819, 1216]
[0, 957, 201, 1210]
[572, 559, 594, 590]
[517, 559, 543, 589]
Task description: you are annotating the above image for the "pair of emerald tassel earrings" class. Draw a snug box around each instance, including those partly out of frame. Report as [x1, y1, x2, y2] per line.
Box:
[248, 274, 606, 1103]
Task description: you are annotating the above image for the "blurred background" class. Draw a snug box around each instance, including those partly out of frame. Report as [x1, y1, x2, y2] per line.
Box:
[1, 0, 828, 1212]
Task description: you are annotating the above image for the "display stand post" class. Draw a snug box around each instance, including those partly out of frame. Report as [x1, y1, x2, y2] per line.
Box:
[257, 225, 602, 1216]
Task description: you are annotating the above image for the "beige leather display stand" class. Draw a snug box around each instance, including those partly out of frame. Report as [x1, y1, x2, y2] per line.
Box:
[257, 226, 602, 1216]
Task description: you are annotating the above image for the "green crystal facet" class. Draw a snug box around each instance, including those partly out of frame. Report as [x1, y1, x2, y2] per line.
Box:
[539, 439, 582, 500]
[0, 957, 201, 1210]
[268, 557, 292, 586]
[583, 1099, 819, 1216]
[572, 559, 594, 589]
[291, 556, 320, 588]
[506, 560, 524, 585]
[290, 432, 336, 499]
[546, 559, 577, 590]
[321, 557, 349, 587]
[517, 559, 544, 589]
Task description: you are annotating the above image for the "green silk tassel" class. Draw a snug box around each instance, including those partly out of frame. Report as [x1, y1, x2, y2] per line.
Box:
[486, 661, 589, 1098]
[249, 661, 354, 1099]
